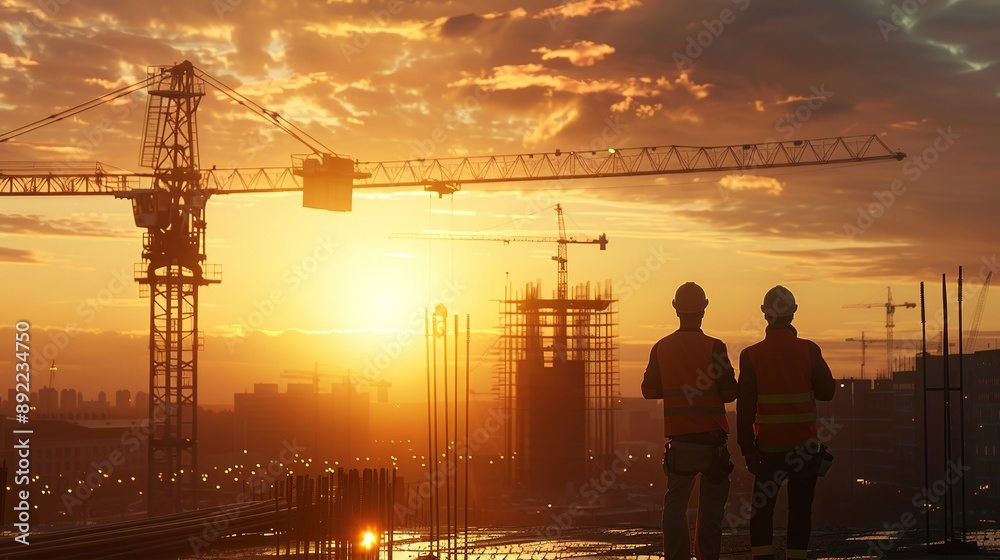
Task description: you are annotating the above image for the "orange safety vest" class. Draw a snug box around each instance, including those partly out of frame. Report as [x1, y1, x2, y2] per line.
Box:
[656, 331, 729, 437]
[745, 330, 818, 452]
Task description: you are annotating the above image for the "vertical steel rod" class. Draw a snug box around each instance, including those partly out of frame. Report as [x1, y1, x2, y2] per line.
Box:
[921, 282, 930, 546]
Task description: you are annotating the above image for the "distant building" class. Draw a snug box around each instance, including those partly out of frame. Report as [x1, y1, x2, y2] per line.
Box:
[135, 391, 150, 415]
[116, 389, 131, 409]
[616, 397, 662, 457]
[39, 386, 60, 412]
[820, 348, 1000, 512]
[0, 416, 147, 480]
[60, 388, 78, 411]
[234, 381, 370, 462]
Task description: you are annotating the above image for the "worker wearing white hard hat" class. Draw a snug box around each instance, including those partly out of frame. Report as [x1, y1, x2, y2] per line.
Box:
[737, 285, 836, 560]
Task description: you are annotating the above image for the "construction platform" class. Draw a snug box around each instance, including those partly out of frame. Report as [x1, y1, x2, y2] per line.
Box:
[186, 526, 1000, 559]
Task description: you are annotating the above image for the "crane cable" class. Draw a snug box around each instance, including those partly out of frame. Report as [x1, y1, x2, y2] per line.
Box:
[0, 62, 337, 158]
[195, 68, 336, 157]
[0, 76, 156, 144]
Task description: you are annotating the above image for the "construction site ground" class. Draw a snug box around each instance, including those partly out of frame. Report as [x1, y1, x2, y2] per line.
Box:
[194, 525, 1000, 559]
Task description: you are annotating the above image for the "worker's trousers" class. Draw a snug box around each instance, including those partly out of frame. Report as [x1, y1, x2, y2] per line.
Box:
[749, 451, 821, 560]
[662, 459, 731, 560]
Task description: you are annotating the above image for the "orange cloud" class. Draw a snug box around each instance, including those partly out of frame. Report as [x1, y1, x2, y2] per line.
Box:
[532, 40, 615, 66]
[719, 174, 784, 195]
[524, 102, 580, 145]
[535, 0, 642, 20]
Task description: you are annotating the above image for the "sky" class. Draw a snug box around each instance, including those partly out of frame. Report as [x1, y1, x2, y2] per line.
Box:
[0, 0, 997, 405]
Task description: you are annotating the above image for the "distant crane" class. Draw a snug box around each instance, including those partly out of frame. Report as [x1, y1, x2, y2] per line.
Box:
[966, 271, 992, 353]
[844, 287, 917, 376]
[48, 360, 58, 389]
[0, 60, 905, 513]
[391, 204, 607, 299]
[280, 362, 352, 393]
[844, 332, 887, 379]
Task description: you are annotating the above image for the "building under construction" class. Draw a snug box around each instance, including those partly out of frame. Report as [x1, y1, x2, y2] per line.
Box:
[497, 280, 618, 492]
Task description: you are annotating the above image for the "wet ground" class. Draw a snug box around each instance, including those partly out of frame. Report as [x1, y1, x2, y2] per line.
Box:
[183, 526, 1000, 559]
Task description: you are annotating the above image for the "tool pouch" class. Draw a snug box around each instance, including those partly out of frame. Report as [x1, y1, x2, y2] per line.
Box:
[817, 445, 834, 477]
[665, 441, 718, 476]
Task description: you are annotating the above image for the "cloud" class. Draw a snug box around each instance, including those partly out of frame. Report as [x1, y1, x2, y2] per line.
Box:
[533, 41, 615, 66]
[437, 8, 528, 37]
[0, 246, 38, 263]
[0, 214, 133, 238]
[719, 174, 784, 196]
[535, 0, 643, 21]
[524, 102, 580, 145]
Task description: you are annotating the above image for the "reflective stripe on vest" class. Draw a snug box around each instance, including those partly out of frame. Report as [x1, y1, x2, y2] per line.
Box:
[656, 331, 729, 437]
[747, 331, 817, 452]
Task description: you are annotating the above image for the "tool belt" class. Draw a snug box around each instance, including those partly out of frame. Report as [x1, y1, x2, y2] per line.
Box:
[664, 440, 734, 480]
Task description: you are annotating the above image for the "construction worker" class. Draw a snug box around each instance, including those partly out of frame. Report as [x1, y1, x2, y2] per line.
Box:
[642, 282, 737, 560]
[737, 285, 836, 560]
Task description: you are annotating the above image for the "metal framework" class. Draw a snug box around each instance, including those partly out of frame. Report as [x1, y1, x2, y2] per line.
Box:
[132, 62, 219, 514]
[0, 134, 905, 196]
[497, 280, 618, 489]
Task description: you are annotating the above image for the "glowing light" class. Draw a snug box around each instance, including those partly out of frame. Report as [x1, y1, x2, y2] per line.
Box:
[360, 531, 377, 550]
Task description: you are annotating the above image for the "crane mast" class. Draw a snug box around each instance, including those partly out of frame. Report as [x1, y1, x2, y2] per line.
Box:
[133, 62, 216, 514]
[0, 60, 907, 515]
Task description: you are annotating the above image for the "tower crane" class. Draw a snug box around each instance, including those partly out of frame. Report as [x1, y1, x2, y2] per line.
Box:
[844, 286, 916, 376]
[844, 332, 888, 379]
[280, 362, 347, 394]
[0, 60, 905, 514]
[48, 360, 58, 390]
[965, 271, 992, 353]
[391, 203, 607, 300]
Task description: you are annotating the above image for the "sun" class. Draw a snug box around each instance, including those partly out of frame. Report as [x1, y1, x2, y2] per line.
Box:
[314, 248, 426, 331]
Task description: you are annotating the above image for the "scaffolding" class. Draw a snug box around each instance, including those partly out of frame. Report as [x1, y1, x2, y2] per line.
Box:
[496, 280, 619, 490]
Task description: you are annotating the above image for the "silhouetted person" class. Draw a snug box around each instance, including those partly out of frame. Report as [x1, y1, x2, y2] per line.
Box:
[642, 282, 737, 560]
[737, 285, 836, 560]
